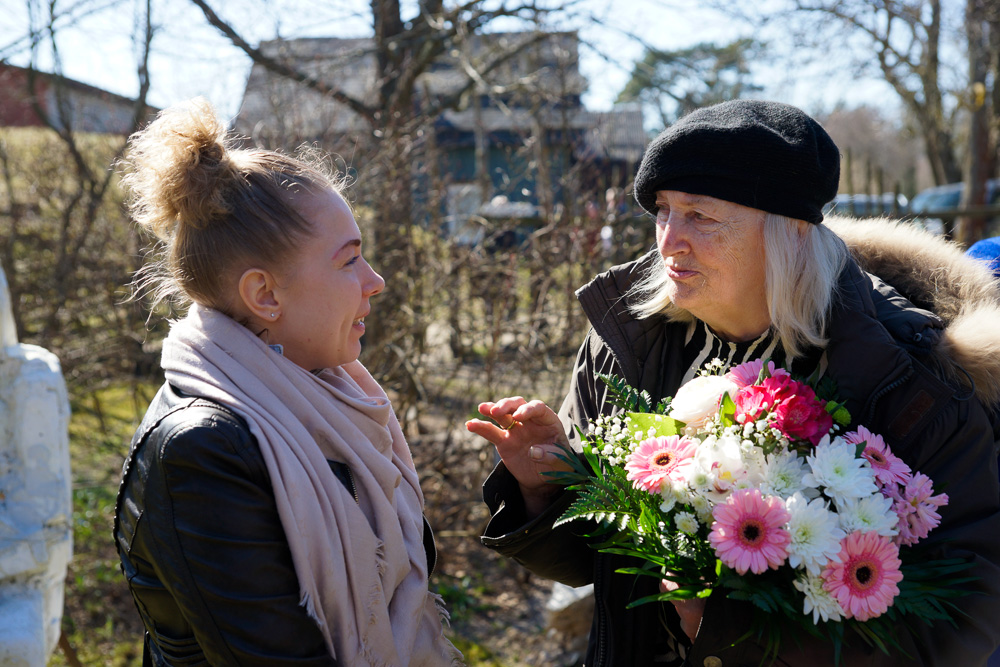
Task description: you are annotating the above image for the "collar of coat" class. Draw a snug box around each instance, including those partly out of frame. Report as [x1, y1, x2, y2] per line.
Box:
[827, 215, 1000, 407]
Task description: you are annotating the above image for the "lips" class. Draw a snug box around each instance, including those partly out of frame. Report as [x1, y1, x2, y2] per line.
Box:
[666, 264, 697, 279]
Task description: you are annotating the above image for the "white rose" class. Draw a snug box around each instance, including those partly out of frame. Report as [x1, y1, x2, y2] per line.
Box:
[668, 375, 739, 431]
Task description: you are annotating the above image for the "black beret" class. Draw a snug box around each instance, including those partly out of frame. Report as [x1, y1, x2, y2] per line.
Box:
[633, 100, 841, 224]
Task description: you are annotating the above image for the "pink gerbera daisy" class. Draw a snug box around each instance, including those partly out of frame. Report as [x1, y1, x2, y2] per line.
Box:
[624, 435, 697, 494]
[822, 531, 902, 621]
[709, 488, 791, 575]
[844, 426, 911, 487]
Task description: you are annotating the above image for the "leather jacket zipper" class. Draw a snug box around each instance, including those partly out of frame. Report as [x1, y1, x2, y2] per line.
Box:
[345, 466, 360, 504]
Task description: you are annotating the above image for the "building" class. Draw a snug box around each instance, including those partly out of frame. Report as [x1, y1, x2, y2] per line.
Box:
[235, 32, 646, 237]
[0, 64, 150, 135]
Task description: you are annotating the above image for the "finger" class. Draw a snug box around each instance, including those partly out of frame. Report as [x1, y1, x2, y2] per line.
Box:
[476, 405, 519, 431]
[488, 396, 527, 417]
[660, 579, 680, 593]
[465, 418, 506, 445]
[525, 444, 574, 472]
[511, 399, 559, 424]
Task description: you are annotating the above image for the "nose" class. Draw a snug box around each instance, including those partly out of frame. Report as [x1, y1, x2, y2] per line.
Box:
[656, 209, 688, 258]
[364, 259, 385, 297]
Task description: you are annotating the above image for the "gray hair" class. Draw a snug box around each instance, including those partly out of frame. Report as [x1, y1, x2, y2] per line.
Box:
[627, 213, 848, 359]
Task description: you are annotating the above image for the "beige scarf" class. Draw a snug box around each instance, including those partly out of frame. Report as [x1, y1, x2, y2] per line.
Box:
[161, 304, 461, 666]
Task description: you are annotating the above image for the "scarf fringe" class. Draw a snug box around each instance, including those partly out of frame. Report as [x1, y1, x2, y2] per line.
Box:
[367, 539, 388, 629]
[429, 591, 466, 666]
[429, 590, 452, 628]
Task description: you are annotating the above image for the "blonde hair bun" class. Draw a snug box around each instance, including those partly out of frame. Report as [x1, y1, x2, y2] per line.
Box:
[122, 97, 238, 242]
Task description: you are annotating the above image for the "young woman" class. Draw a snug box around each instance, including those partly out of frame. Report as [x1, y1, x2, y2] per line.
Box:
[113, 98, 461, 666]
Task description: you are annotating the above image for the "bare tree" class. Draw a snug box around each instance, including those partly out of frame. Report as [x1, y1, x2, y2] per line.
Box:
[816, 104, 923, 197]
[186, 0, 589, 401]
[0, 0, 157, 388]
[753, 1, 964, 187]
[694, 0, 1000, 241]
[616, 38, 767, 131]
[956, 0, 999, 243]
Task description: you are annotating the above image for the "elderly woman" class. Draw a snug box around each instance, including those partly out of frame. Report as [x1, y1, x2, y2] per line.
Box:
[467, 100, 1000, 666]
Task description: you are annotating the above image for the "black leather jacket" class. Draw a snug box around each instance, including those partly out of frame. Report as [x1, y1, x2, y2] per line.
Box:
[114, 382, 436, 666]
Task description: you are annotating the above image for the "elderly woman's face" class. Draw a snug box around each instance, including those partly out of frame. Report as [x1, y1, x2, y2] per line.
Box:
[654, 190, 769, 341]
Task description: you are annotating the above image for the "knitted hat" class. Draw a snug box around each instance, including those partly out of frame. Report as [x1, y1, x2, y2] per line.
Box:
[633, 100, 841, 224]
[965, 237, 1000, 278]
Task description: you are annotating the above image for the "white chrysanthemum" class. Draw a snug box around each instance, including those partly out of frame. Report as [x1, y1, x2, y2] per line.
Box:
[675, 511, 700, 535]
[802, 437, 877, 505]
[759, 450, 809, 499]
[784, 492, 845, 575]
[836, 494, 898, 537]
[658, 485, 678, 513]
[690, 494, 715, 524]
[793, 572, 845, 624]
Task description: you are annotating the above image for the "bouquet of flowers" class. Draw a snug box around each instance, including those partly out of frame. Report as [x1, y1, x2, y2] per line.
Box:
[553, 358, 973, 660]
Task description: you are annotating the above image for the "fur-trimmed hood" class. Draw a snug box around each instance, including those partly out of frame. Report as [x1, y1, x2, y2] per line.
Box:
[826, 215, 1000, 407]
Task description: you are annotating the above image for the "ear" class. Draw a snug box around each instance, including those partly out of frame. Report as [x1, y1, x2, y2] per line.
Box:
[237, 268, 281, 322]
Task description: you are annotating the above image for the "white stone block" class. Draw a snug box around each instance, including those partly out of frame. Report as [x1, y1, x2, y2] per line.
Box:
[0, 265, 72, 664]
[0, 589, 45, 667]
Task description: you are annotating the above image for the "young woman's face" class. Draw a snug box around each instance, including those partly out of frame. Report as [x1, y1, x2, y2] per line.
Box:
[272, 188, 384, 371]
[654, 190, 769, 341]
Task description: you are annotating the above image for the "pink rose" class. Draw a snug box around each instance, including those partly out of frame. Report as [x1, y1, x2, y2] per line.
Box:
[772, 389, 833, 445]
[733, 375, 832, 445]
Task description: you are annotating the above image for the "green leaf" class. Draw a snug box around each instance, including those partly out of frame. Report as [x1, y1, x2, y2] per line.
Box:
[626, 411, 683, 440]
[719, 391, 737, 427]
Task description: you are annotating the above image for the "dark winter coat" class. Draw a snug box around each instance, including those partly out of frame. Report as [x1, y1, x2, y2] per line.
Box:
[114, 382, 436, 666]
[481, 217, 1000, 667]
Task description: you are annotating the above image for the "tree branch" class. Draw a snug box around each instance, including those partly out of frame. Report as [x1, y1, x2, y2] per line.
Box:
[188, 0, 376, 124]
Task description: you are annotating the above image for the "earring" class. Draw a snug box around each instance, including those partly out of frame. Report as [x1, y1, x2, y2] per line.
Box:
[270, 312, 277, 319]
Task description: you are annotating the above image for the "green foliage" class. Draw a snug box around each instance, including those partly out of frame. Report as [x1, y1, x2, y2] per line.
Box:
[446, 636, 504, 666]
[433, 572, 497, 623]
[52, 382, 152, 667]
[597, 372, 657, 412]
[597, 372, 672, 415]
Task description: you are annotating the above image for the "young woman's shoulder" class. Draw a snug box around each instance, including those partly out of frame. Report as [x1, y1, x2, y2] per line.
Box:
[133, 382, 268, 482]
[114, 382, 335, 666]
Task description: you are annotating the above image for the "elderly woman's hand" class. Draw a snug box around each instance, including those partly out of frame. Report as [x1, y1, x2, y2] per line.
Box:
[466, 397, 571, 518]
[660, 578, 706, 643]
